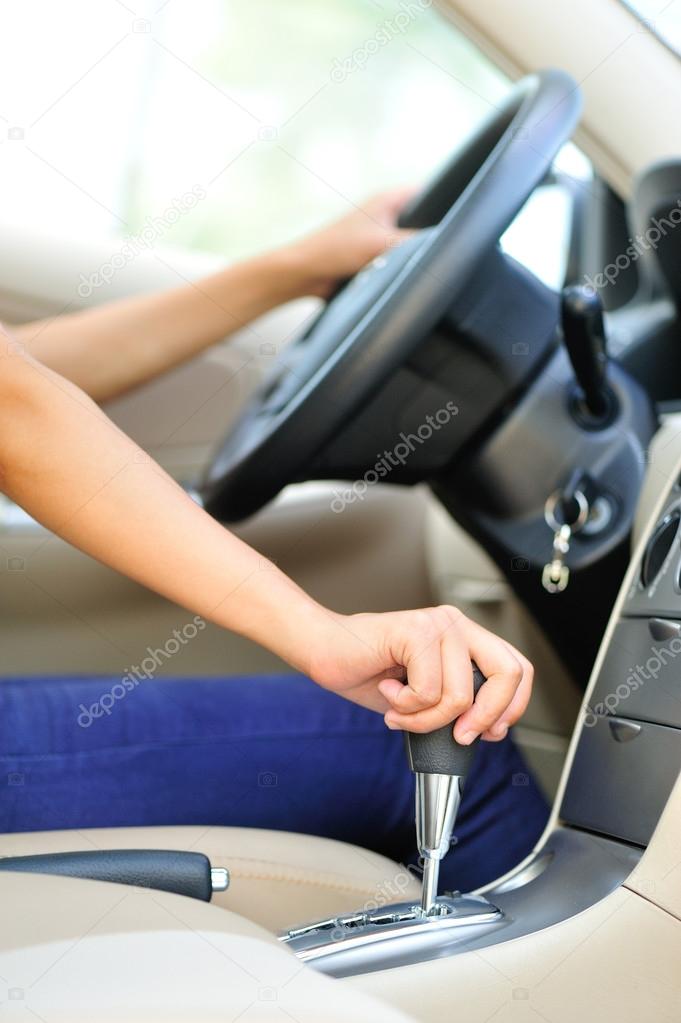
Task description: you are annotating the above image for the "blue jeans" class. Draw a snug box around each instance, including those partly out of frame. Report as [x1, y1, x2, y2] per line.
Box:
[0, 674, 548, 891]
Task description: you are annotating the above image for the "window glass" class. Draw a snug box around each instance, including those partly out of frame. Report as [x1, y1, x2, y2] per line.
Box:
[0, 1, 587, 290]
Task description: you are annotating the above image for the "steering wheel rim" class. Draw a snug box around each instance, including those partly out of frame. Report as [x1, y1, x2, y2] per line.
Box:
[200, 69, 582, 521]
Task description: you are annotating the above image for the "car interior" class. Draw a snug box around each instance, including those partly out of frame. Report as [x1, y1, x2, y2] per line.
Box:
[2, 0, 681, 1019]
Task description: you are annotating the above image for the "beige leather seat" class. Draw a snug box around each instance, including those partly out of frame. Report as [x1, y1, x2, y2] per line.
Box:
[0, 824, 422, 933]
[0, 871, 417, 1021]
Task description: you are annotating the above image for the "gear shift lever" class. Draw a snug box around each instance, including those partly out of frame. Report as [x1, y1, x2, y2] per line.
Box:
[282, 665, 504, 971]
[561, 284, 614, 424]
[404, 666, 486, 915]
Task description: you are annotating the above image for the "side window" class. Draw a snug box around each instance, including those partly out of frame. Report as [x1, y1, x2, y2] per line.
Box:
[120, 0, 511, 260]
[1, 1, 506, 254]
[1, 0, 590, 288]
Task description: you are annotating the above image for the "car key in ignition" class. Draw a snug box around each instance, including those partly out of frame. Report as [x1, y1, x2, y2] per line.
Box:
[404, 665, 486, 916]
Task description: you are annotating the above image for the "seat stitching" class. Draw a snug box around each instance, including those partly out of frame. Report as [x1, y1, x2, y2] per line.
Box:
[225, 869, 401, 895]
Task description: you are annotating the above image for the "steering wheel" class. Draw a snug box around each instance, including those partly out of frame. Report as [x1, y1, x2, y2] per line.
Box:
[200, 70, 582, 521]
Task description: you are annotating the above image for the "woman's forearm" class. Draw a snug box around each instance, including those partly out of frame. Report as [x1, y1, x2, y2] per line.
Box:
[11, 247, 313, 403]
[0, 346, 325, 671]
[0, 330, 534, 740]
[12, 191, 414, 404]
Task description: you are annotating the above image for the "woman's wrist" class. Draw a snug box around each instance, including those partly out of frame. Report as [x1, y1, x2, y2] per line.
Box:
[208, 553, 337, 678]
[256, 243, 327, 302]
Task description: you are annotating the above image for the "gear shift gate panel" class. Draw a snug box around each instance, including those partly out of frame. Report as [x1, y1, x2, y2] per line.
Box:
[280, 894, 503, 977]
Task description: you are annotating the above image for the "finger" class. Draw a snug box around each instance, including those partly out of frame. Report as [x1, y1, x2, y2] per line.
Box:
[384, 629, 475, 733]
[368, 186, 419, 223]
[380, 631, 444, 717]
[439, 627, 475, 727]
[451, 622, 524, 744]
[482, 646, 534, 741]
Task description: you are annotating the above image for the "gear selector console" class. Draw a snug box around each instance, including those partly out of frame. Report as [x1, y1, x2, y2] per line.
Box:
[281, 666, 505, 976]
[280, 894, 503, 978]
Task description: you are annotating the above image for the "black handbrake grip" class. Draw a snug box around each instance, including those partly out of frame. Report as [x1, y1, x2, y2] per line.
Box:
[404, 665, 486, 776]
[0, 849, 227, 902]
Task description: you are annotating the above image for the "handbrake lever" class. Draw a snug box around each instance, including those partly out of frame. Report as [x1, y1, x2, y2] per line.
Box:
[404, 666, 486, 915]
[0, 849, 229, 902]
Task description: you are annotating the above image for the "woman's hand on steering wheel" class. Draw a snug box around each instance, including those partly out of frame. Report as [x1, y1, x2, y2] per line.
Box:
[306, 605, 534, 743]
[280, 187, 417, 299]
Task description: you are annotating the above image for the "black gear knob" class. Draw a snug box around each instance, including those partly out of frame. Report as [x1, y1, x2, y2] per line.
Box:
[403, 666, 486, 777]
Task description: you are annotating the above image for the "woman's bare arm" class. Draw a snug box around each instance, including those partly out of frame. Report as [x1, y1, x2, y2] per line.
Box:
[12, 191, 413, 403]
[0, 331, 533, 742]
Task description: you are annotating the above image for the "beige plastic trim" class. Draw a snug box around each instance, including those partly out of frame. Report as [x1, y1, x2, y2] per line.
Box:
[352, 884, 681, 1021]
[437, 0, 681, 196]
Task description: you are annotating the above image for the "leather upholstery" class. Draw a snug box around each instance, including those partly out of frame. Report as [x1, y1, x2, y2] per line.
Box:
[0, 871, 416, 1021]
[0, 824, 422, 933]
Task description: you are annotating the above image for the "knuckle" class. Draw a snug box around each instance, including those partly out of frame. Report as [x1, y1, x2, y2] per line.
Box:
[476, 705, 502, 730]
[443, 692, 472, 719]
[399, 687, 425, 710]
[437, 604, 464, 625]
[501, 654, 523, 687]
[409, 687, 435, 708]
[411, 608, 437, 635]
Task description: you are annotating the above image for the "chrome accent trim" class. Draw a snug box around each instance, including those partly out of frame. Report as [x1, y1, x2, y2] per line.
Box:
[280, 894, 502, 976]
[210, 867, 229, 892]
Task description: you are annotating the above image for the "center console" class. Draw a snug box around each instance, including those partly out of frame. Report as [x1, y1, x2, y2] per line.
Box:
[282, 467, 681, 979]
[561, 476, 681, 845]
